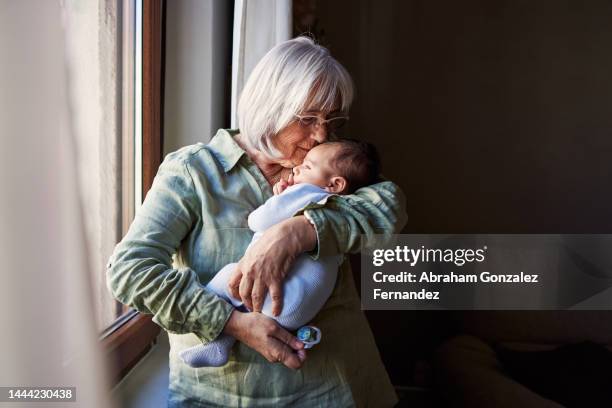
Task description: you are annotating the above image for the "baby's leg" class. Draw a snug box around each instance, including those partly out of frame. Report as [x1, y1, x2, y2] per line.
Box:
[180, 256, 339, 367]
[205, 262, 244, 308]
[262, 254, 339, 330]
[179, 263, 241, 368]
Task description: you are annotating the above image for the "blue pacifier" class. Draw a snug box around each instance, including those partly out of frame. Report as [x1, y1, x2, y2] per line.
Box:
[296, 326, 322, 349]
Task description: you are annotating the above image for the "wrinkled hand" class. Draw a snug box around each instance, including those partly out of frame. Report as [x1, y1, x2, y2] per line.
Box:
[227, 216, 316, 316]
[273, 172, 294, 195]
[224, 310, 306, 369]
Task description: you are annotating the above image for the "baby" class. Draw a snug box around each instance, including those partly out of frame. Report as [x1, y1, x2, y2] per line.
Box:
[179, 139, 381, 367]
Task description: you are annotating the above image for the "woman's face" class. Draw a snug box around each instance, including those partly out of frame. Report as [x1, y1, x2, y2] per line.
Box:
[273, 111, 331, 168]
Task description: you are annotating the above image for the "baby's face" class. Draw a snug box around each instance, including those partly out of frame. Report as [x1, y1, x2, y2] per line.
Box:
[292, 144, 340, 189]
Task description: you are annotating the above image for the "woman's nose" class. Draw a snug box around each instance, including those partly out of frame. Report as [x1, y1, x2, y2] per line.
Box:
[310, 124, 328, 144]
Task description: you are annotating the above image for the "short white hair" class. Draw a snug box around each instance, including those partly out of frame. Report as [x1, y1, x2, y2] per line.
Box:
[237, 36, 354, 158]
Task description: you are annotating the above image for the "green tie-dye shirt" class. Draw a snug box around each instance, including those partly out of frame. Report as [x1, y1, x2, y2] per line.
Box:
[107, 129, 406, 407]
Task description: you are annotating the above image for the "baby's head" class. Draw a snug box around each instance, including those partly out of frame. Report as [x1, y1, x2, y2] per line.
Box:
[292, 139, 381, 194]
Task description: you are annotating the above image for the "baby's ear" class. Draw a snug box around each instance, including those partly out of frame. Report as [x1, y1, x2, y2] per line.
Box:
[326, 176, 347, 194]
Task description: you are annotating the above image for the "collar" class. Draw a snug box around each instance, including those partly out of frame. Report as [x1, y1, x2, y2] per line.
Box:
[207, 129, 246, 173]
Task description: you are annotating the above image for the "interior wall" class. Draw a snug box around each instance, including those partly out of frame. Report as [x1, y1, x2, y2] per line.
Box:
[316, 0, 612, 385]
[164, 0, 232, 154]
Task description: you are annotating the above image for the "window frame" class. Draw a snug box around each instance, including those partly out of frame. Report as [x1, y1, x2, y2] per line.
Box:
[101, 0, 166, 385]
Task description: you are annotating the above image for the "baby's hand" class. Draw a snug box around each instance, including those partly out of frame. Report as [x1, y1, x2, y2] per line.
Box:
[273, 173, 294, 195]
[273, 179, 289, 195]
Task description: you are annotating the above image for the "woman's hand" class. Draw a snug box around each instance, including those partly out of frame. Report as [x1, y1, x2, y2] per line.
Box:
[227, 215, 316, 315]
[223, 310, 306, 369]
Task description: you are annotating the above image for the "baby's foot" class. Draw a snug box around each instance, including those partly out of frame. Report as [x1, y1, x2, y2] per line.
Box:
[179, 334, 235, 367]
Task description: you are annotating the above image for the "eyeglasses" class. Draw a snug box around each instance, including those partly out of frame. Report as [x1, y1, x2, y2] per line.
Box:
[294, 114, 349, 131]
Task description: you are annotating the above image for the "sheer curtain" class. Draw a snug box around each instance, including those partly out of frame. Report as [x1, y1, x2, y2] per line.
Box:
[0, 1, 114, 406]
[61, 0, 123, 333]
[231, 0, 292, 127]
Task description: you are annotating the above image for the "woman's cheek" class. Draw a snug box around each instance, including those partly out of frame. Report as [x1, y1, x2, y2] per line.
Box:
[277, 157, 297, 168]
[291, 148, 308, 165]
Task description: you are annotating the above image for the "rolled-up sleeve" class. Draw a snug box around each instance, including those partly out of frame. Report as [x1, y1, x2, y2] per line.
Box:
[106, 154, 233, 343]
[302, 180, 407, 259]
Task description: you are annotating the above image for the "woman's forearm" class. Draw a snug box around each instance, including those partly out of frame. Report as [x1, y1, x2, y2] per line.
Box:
[279, 215, 317, 254]
[303, 180, 407, 258]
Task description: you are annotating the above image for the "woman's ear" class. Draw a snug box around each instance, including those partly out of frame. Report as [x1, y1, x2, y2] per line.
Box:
[326, 176, 347, 194]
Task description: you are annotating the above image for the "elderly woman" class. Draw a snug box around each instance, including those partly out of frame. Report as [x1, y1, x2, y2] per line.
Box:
[107, 37, 406, 407]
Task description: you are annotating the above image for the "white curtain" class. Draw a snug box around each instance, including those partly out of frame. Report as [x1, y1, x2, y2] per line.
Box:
[61, 0, 123, 334]
[230, 0, 293, 128]
[0, 1, 114, 406]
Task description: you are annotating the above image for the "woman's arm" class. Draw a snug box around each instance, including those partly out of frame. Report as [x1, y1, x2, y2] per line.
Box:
[229, 180, 407, 313]
[106, 154, 234, 343]
[302, 180, 407, 258]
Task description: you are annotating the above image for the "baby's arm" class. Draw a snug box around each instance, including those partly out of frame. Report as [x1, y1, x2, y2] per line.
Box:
[248, 183, 330, 232]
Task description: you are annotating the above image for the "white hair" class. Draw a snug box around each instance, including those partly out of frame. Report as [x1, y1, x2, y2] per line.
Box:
[237, 36, 354, 159]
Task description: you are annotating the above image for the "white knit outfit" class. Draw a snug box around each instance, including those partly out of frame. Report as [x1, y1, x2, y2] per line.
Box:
[179, 183, 343, 367]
